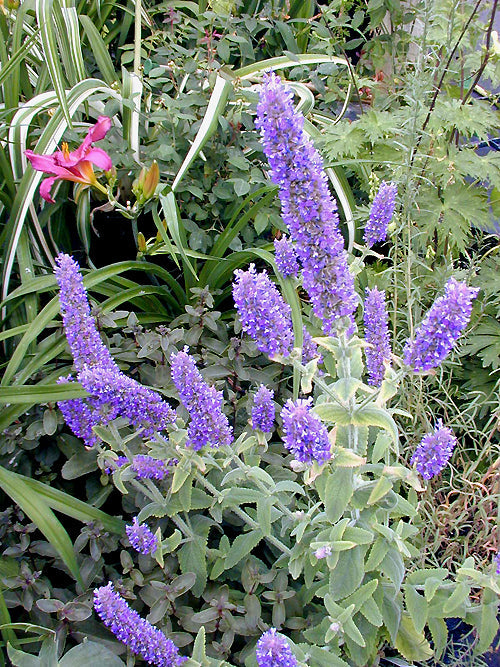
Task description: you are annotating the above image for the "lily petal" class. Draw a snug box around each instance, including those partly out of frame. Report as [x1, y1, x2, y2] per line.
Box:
[85, 147, 112, 171]
[25, 150, 59, 174]
[39, 177, 57, 203]
[88, 116, 112, 142]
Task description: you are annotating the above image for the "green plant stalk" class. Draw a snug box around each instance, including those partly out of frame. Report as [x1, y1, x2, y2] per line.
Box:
[194, 472, 291, 556]
[337, 333, 359, 455]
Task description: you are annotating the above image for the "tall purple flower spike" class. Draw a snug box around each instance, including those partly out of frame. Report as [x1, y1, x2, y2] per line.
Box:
[363, 287, 392, 386]
[280, 398, 331, 465]
[94, 582, 186, 666]
[256, 628, 298, 667]
[251, 385, 275, 433]
[410, 419, 457, 479]
[403, 278, 479, 372]
[170, 348, 233, 450]
[232, 263, 294, 358]
[126, 518, 158, 555]
[364, 181, 397, 247]
[256, 72, 357, 334]
[274, 236, 299, 278]
[55, 253, 175, 446]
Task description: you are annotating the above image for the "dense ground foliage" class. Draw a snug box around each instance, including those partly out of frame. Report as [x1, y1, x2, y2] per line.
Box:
[0, 1, 499, 666]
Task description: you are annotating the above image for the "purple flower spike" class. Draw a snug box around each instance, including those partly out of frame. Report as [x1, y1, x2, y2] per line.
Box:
[280, 398, 330, 465]
[274, 236, 299, 278]
[256, 628, 298, 667]
[170, 348, 232, 450]
[363, 287, 392, 386]
[55, 253, 176, 444]
[410, 420, 457, 479]
[94, 582, 186, 667]
[251, 385, 275, 433]
[256, 72, 357, 334]
[302, 329, 323, 365]
[105, 455, 173, 479]
[364, 181, 397, 247]
[232, 264, 294, 358]
[403, 278, 479, 372]
[494, 553, 500, 575]
[126, 518, 158, 556]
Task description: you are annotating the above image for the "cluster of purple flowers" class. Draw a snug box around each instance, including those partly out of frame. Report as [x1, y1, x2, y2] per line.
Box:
[256, 628, 298, 667]
[363, 287, 392, 386]
[170, 348, 232, 450]
[94, 582, 186, 666]
[106, 454, 174, 480]
[55, 254, 175, 446]
[410, 420, 458, 479]
[404, 278, 479, 372]
[274, 236, 299, 278]
[232, 264, 294, 358]
[302, 329, 323, 365]
[126, 518, 158, 556]
[256, 72, 357, 335]
[251, 385, 275, 433]
[280, 398, 330, 465]
[364, 181, 397, 247]
[495, 553, 500, 575]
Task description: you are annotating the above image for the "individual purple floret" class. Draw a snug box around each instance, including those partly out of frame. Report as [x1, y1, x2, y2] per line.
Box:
[363, 287, 392, 386]
[403, 278, 479, 372]
[364, 181, 397, 247]
[256, 628, 298, 667]
[232, 264, 294, 358]
[126, 518, 158, 555]
[274, 236, 299, 278]
[170, 348, 232, 450]
[55, 253, 176, 443]
[280, 398, 330, 465]
[256, 72, 357, 335]
[251, 385, 275, 433]
[94, 582, 186, 667]
[410, 419, 458, 480]
[314, 545, 332, 560]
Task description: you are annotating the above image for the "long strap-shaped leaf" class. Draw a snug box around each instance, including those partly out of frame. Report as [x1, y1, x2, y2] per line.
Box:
[171, 74, 232, 192]
[0, 467, 83, 586]
[35, 0, 72, 126]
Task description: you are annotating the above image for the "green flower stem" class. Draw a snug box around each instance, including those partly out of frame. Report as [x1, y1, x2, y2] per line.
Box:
[194, 472, 291, 556]
[336, 332, 358, 454]
[223, 446, 297, 521]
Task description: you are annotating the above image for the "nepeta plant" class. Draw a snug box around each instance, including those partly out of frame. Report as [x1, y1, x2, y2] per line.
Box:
[410, 419, 458, 480]
[251, 385, 275, 433]
[363, 287, 392, 386]
[364, 181, 397, 247]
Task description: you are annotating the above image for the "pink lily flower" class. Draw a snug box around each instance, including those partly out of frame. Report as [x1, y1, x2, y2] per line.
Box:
[25, 116, 113, 203]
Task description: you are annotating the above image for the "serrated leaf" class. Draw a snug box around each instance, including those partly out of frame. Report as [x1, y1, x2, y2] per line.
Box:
[171, 466, 191, 494]
[224, 531, 263, 571]
[380, 547, 405, 591]
[367, 476, 393, 505]
[313, 403, 351, 424]
[405, 586, 428, 634]
[352, 406, 399, 445]
[427, 617, 447, 659]
[442, 581, 471, 614]
[395, 614, 433, 662]
[324, 468, 353, 523]
[360, 596, 383, 627]
[342, 579, 379, 611]
[366, 538, 389, 571]
[329, 546, 365, 600]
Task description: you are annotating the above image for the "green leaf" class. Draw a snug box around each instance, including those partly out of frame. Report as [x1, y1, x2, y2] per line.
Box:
[79, 16, 118, 85]
[59, 640, 124, 666]
[342, 579, 379, 611]
[313, 403, 351, 424]
[366, 538, 389, 571]
[324, 468, 353, 523]
[476, 602, 499, 654]
[367, 476, 393, 505]
[7, 644, 41, 667]
[380, 547, 405, 591]
[257, 497, 273, 537]
[178, 537, 207, 597]
[395, 614, 433, 663]
[0, 467, 82, 585]
[329, 546, 365, 601]
[405, 586, 428, 634]
[0, 382, 88, 404]
[224, 530, 264, 571]
[427, 617, 448, 659]
[352, 406, 399, 445]
[442, 581, 470, 614]
[191, 627, 207, 664]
